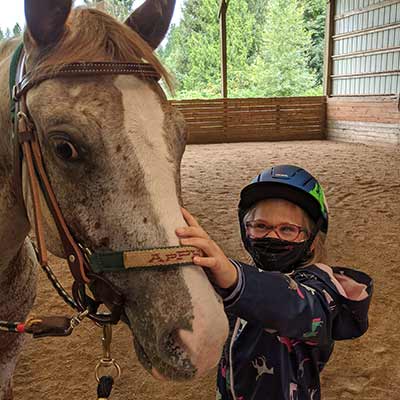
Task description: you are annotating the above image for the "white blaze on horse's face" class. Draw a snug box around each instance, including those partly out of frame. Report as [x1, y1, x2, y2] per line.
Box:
[111, 75, 229, 378]
[115, 75, 182, 244]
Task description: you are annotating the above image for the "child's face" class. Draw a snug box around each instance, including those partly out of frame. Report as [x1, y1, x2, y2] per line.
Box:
[245, 198, 311, 242]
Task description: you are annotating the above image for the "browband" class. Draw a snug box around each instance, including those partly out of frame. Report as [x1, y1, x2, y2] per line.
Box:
[13, 61, 161, 100]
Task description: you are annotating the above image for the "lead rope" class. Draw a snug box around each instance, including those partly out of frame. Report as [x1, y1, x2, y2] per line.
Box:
[0, 309, 88, 336]
[0, 240, 85, 336]
[95, 324, 121, 399]
[97, 376, 114, 399]
[0, 242, 121, 398]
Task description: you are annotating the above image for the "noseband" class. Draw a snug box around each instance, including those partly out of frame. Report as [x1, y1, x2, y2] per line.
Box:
[9, 44, 201, 325]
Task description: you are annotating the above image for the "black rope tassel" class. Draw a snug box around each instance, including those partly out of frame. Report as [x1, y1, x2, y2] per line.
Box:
[97, 375, 114, 399]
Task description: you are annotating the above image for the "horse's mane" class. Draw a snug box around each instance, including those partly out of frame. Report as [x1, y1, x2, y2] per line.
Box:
[28, 7, 173, 90]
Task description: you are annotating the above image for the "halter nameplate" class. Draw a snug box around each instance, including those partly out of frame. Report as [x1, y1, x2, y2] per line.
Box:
[89, 246, 203, 273]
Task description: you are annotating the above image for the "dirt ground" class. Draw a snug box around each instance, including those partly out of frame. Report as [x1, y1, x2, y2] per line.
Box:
[12, 140, 399, 400]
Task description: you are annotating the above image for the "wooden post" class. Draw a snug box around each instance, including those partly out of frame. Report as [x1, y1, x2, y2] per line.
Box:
[218, 0, 229, 140]
[323, 0, 335, 97]
[219, 0, 229, 98]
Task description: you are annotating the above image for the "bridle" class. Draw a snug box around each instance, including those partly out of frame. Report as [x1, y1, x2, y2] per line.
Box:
[9, 43, 202, 327]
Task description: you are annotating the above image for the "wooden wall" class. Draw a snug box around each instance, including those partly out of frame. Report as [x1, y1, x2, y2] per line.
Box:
[170, 97, 326, 144]
[327, 95, 400, 144]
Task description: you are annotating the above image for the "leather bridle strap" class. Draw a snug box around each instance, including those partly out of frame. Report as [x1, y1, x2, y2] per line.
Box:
[13, 61, 161, 100]
[10, 47, 89, 282]
[16, 95, 92, 283]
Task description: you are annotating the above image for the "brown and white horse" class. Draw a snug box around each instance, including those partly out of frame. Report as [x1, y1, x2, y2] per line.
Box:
[0, 1, 228, 398]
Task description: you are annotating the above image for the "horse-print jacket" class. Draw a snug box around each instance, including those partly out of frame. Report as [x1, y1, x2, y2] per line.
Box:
[216, 261, 373, 400]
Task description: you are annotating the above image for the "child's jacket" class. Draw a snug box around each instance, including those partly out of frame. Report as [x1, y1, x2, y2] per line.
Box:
[216, 261, 373, 400]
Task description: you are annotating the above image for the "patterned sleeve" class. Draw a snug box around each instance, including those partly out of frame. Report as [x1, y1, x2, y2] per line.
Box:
[224, 261, 339, 344]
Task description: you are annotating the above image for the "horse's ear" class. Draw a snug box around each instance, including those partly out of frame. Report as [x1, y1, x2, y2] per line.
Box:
[125, 0, 176, 49]
[24, 0, 72, 47]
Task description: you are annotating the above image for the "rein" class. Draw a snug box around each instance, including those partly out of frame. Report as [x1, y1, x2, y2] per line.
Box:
[6, 44, 201, 328]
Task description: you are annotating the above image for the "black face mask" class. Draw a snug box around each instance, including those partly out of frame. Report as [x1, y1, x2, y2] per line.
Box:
[245, 236, 313, 273]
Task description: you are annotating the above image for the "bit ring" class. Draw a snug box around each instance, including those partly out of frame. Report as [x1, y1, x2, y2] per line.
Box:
[95, 359, 121, 382]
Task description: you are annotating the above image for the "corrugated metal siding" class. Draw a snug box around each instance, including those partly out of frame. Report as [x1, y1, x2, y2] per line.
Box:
[330, 0, 400, 95]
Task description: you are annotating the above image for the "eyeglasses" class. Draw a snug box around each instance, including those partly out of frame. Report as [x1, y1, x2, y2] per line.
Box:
[245, 221, 309, 242]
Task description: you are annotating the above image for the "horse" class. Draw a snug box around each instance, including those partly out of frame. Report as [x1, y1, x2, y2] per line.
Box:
[0, 1, 229, 398]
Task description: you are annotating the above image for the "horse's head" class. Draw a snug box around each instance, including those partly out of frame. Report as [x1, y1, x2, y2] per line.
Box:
[20, 0, 228, 380]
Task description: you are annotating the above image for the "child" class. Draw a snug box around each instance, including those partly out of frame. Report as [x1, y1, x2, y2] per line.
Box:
[176, 164, 372, 400]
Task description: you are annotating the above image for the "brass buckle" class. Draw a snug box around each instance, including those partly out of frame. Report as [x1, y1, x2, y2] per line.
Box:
[12, 84, 19, 101]
[78, 242, 93, 262]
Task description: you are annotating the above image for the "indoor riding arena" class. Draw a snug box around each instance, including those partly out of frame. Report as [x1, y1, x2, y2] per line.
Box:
[13, 138, 399, 400]
[11, 0, 400, 399]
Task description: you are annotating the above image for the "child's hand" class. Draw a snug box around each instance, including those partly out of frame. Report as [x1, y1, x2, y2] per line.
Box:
[175, 208, 238, 289]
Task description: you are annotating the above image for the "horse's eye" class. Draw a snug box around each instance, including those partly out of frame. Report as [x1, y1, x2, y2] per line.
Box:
[53, 139, 79, 161]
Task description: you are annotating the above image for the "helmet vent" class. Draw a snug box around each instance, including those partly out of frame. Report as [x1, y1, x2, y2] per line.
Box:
[303, 177, 314, 186]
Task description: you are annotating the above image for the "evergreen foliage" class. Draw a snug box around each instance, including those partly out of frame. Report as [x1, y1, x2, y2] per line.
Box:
[303, 0, 327, 85]
[159, 0, 326, 99]
[83, 0, 134, 20]
[12, 23, 22, 37]
[0, 23, 22, 40]
[248, 0, 318, 97]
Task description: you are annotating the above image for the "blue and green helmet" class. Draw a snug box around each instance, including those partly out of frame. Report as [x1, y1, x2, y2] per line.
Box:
[239, 165, 329, 234]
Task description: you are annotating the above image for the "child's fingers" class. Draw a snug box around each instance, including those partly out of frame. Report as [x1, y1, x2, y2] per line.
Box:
[179, 237, 215, 257]
[175, 226, 209, 239]
[192, 256, 217, 269]
[181, 207, 201, 228]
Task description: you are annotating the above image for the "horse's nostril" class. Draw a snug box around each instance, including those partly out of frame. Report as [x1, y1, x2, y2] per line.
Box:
[159, 328, 193, 370]
[163, 330, 180, 354]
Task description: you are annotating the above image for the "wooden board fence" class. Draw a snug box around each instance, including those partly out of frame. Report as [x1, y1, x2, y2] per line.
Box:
[327, 95, 400, 145]
[170, 96, 327, 144]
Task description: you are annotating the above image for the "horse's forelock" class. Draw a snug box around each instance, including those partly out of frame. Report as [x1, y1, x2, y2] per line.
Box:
[25, 7, 173, 92]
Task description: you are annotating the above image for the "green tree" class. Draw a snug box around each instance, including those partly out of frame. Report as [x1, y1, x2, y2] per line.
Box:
[247, 0, 269, 57]
[105, 0, 134, 20]
[0, 23, 23, 40]
[157, 0, 326, 98]
[249, 0, 318, 97]
[157, 24, 188, 86]
[13, 23, 22, 37]
[303, 0, 326, 85]
[84, 0, 134, 20]
[160, 0, 257, 99]
[172, 0, 221, 98]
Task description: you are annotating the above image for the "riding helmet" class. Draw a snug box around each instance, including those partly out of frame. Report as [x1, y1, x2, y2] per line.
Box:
[238, 165, 329, 234]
